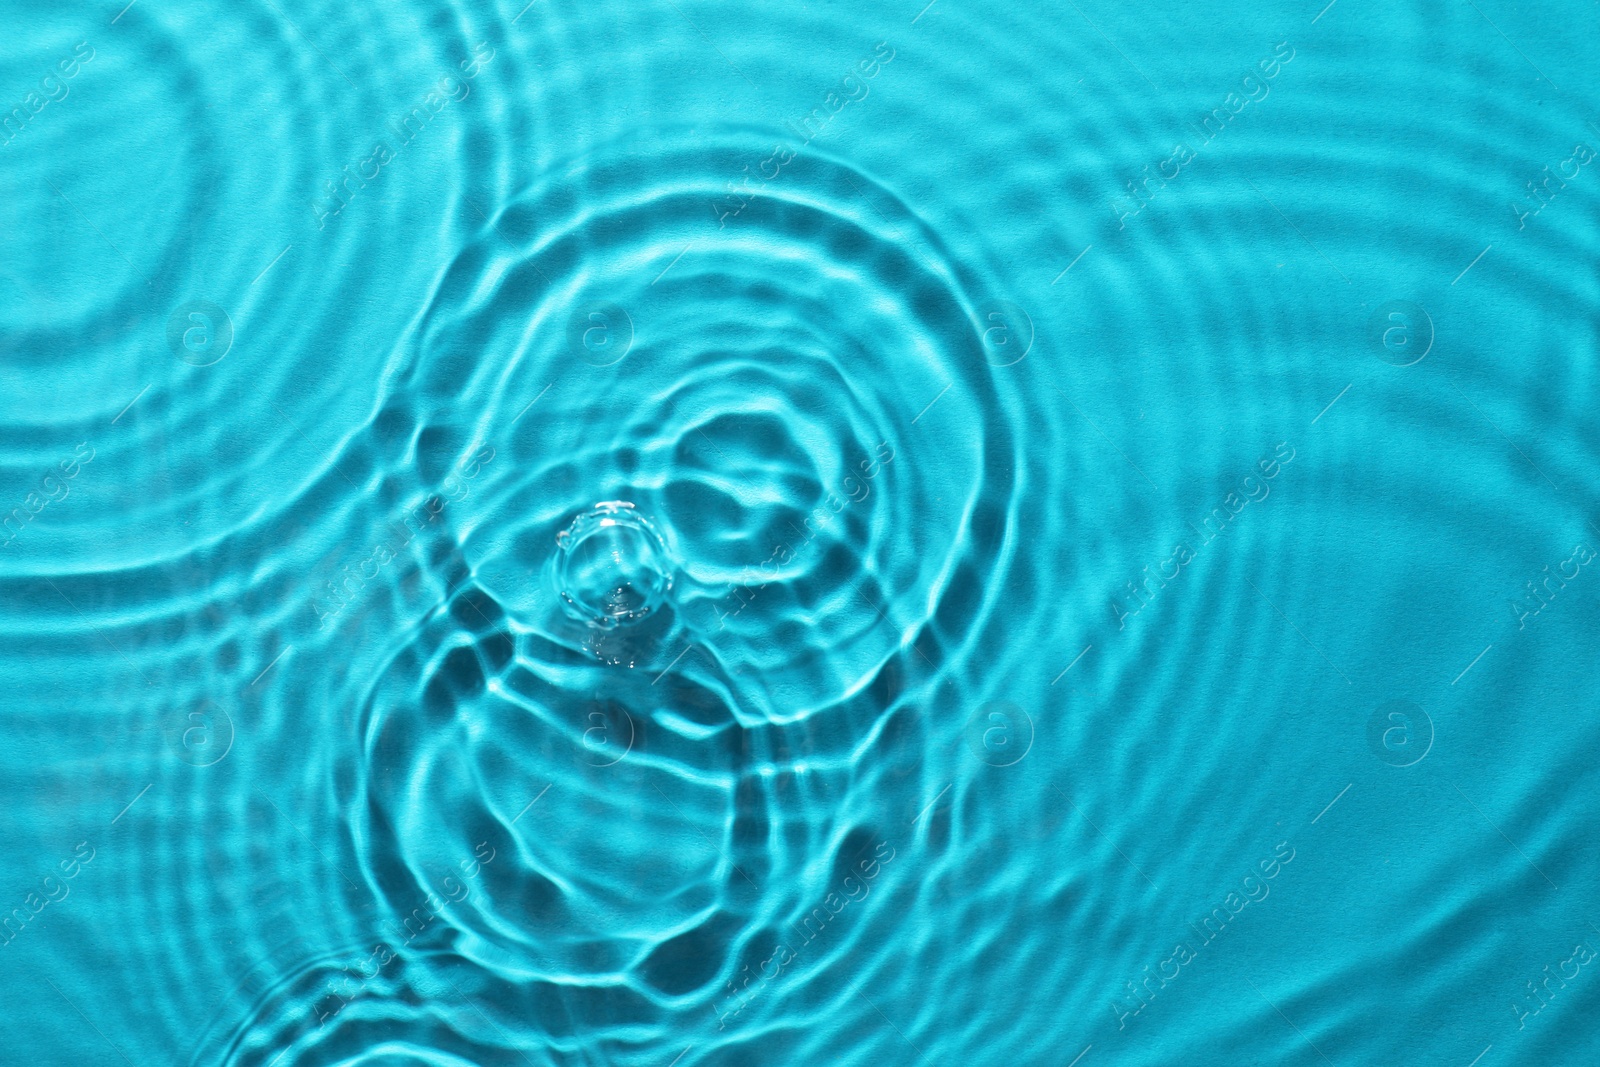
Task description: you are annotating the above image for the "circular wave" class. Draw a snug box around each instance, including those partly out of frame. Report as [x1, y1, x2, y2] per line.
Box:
[188, 941, 535, 1067]
[338, 131, 1023, 1020]
[405, 130, 1018, 724]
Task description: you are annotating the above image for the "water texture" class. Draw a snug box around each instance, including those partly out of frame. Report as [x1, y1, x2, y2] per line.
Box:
[2, 0, 1599, 1064]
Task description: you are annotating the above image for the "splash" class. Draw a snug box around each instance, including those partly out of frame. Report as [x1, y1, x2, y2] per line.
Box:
[551, 501, 676, 629]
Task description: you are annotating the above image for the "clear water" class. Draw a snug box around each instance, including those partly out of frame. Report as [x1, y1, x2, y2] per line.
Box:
[3, 0, 1599, 1064]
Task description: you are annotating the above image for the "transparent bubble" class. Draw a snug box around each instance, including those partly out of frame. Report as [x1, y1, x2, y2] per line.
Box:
[552, 502, 675, 629]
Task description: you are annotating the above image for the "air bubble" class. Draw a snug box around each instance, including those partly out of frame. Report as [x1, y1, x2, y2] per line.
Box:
[552, 502, 675, 628]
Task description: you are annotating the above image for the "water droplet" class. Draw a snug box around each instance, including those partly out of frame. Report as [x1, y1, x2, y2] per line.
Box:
[552, 502, 674, 628]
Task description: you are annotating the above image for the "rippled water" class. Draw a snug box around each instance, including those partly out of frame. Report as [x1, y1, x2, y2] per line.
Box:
[4, 0, 1599, 1063]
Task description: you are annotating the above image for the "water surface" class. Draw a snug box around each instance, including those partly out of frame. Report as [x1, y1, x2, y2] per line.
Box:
[2, 0, 1599, 1064]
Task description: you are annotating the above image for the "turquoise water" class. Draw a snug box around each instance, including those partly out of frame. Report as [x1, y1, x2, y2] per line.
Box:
[3, 0, 1599, 1063]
